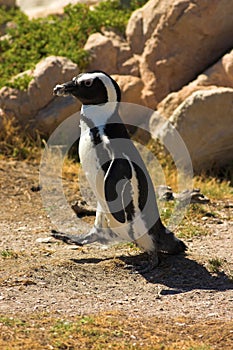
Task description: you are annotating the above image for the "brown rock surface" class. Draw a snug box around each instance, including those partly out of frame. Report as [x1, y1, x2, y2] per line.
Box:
[0, 56, 79, 136]
[84, 31, 138, 76]
[126, 0, 171, 55]
[112, 75, 144, 104]
[112, 75, 151, 131]
[158, 49, 233, 119]
[151, 87, 233, 172]
[0, 0, 16, 7]
[139, 0, 233, 108]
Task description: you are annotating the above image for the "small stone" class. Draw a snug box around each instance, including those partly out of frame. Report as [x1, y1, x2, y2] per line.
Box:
[36, 237, 54, 243]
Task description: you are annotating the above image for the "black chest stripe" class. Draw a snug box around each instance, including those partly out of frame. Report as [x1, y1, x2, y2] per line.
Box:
[90, 126, 102, 146]
[132, 162, 148, 212]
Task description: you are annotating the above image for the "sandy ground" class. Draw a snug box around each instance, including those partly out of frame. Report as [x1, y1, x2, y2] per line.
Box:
[0, 160, 232, 322]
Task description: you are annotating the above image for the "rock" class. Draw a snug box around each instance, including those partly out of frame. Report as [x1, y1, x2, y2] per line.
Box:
[0, 0, 16, 7]
[34, 95, 80, 136]
[158, 49, 233, 119]
[112, 75, 151, 129]
[126, 8, 144, 55]
[126, 0, 171, 55]
[157, 85, 214, 121]
[0, 56, 79, 136]
[138, 0, 233, 108]
[195, 49, 233, 89]
[119, 56, 140, 77]
[150, 87, 233, 172]
[84, 32, 117, 74]
[28, 56, 79, 112]
[0, 86, 25, 123]
[36, 237, 55, 243]
[84, 31, 139, 76]
[155, 186, 210, 203]
[112, 75, 144, 104]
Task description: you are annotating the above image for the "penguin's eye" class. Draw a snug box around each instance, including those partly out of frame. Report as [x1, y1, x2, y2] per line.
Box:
[84, 79, 93, 87]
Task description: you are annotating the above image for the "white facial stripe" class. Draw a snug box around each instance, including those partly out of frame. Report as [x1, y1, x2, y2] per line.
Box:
[77, 72, 117, 103]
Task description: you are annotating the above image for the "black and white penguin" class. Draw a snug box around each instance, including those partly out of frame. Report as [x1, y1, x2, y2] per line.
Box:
[52, 71, 186, 272]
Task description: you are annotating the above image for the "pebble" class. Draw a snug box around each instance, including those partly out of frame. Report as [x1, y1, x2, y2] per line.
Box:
[36, 236, 54, 243]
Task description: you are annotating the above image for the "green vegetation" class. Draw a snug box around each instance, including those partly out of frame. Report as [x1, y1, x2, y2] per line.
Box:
[0, 249, 18, 259]
[194, 175, 233, 199]
[208, 257, 224, 273]
[0, 1, 147, 89]
[5, 73, 33, 91]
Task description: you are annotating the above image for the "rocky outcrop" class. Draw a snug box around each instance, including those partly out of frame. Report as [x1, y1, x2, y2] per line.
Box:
[137, 0, 233, 108]
[150, 88, 233, 171]
[1, 0, 233, 172]
[112, 75, 144, 104]
[157, 49, 233, 119]
[83, 0, 233, 109]
[152, 50, 233, 172]
[126, 0, 171, 55]
[0, 56, 80, 135]
[84, 31, 139, 77]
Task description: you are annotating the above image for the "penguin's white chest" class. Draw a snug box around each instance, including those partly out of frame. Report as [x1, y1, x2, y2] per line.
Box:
[79, 124, 106, 204]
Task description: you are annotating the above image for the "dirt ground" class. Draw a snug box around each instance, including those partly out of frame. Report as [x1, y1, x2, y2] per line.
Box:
[0, 159, 232, 348]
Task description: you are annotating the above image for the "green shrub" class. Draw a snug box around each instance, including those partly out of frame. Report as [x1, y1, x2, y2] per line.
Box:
[6, 73, 33, 90]
[0, 0, 147, 89]
[0, 5, 22, 26]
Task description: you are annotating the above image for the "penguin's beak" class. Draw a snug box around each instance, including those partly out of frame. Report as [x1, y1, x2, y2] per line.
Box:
[53, 80, 76, 96]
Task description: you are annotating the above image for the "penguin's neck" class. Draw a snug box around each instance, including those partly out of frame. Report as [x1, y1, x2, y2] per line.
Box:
[81, 102, 118, 128]
[80, 102, 129, 140]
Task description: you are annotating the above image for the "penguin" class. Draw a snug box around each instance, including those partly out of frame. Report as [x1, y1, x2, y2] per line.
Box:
[52, 71, 186, 272]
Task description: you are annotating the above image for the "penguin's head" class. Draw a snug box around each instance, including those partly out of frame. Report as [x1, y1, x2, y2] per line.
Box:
[54, 71, 121, 105]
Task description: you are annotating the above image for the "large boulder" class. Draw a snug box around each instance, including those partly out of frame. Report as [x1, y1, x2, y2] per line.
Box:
[0, 56, 80, 136]
[112, 75, 150, 129]
[112, 75, 144, 105]
[150, 87, 233, 172]
[157, 49, 233, 119]
[84, 31, 139, 76]
[137, 0, 233, 108]
[195, 49, 233, 89]
[126, 0, 171, 55]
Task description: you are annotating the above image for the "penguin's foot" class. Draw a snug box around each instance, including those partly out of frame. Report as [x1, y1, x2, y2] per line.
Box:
[51, 228, 99, 245]
[157, 229, 187, 255]
[51, 230, 84, 245]
[126, 251, 159, 274]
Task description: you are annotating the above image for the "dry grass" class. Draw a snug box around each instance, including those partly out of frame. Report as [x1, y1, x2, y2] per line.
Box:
[0, 113, 41, 161]
[0, 312, 232, 350]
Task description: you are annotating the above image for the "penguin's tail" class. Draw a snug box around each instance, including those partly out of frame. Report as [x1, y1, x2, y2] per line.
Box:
[156, 227, 187, 255]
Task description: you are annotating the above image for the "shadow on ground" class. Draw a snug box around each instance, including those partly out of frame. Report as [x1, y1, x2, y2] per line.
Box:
[71, 252, 233, 294]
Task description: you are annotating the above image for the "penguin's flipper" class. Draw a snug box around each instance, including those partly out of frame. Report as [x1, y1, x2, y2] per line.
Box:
[104, 158, 134, 224]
